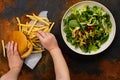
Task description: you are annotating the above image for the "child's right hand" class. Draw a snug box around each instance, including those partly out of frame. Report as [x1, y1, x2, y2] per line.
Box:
[36, 31, 59, 52]
[36, 31, 70, 80]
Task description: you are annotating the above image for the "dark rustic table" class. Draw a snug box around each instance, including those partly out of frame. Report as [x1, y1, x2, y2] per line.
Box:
[0, 0, 120, 80]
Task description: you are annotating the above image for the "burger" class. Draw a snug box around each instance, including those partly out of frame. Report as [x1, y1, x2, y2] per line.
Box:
[8, 31, 33, 59]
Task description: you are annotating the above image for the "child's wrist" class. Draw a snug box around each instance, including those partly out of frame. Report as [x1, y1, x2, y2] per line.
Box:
[10, 67, 21, 74]
[49, 47, 60, 53]
[49, 47, 61, 56]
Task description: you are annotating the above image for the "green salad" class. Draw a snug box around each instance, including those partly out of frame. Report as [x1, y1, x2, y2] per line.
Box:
[63, 5, 112, 53]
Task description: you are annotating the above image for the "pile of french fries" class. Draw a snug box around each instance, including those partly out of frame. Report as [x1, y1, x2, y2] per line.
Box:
[16, 13, 54, 54]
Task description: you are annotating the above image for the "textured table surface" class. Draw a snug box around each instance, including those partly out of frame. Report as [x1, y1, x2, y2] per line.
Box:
[0, 0, 120, 80]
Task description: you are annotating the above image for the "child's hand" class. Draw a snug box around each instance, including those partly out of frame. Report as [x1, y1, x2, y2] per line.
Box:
[0, 41, 23, 80]
[36, 31, 59, 52]
[6, 41, 23, 73]
[36, 31, 70, 80]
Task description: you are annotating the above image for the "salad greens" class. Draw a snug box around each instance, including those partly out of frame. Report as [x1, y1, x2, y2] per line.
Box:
[63, 5, 112, 53]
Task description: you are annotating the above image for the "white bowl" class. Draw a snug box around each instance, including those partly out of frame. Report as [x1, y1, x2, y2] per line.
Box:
[61, 1, 116, 55]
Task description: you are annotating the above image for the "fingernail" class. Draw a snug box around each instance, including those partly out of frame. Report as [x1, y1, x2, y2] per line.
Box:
[15, 42, 17, 45]
[8, 41, 10, 44]
[39, 30, 42, 33]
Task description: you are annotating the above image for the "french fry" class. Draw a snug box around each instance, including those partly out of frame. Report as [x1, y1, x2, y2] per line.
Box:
[32, 50, 44, 54]
[29, 34, 36, 39]
[24, 22, 29, 33]
[1, 40, 5, 57]
[43, 26, 49, 32]
[35, 42, 42, 46]
[32, 13, 48, 20]
[26, 14, 49, 25]
[28, 20, 37, 35]
[18, 23, 45, 28]
[33, 13, 50, 26]
[26, 15, 37, 20]
[48, 22, 55, 32]
[32, 26, 47, 32]
[26, 14, 48, 21]
[16, 17, 21, 31]
[31, 42, 38, 48]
